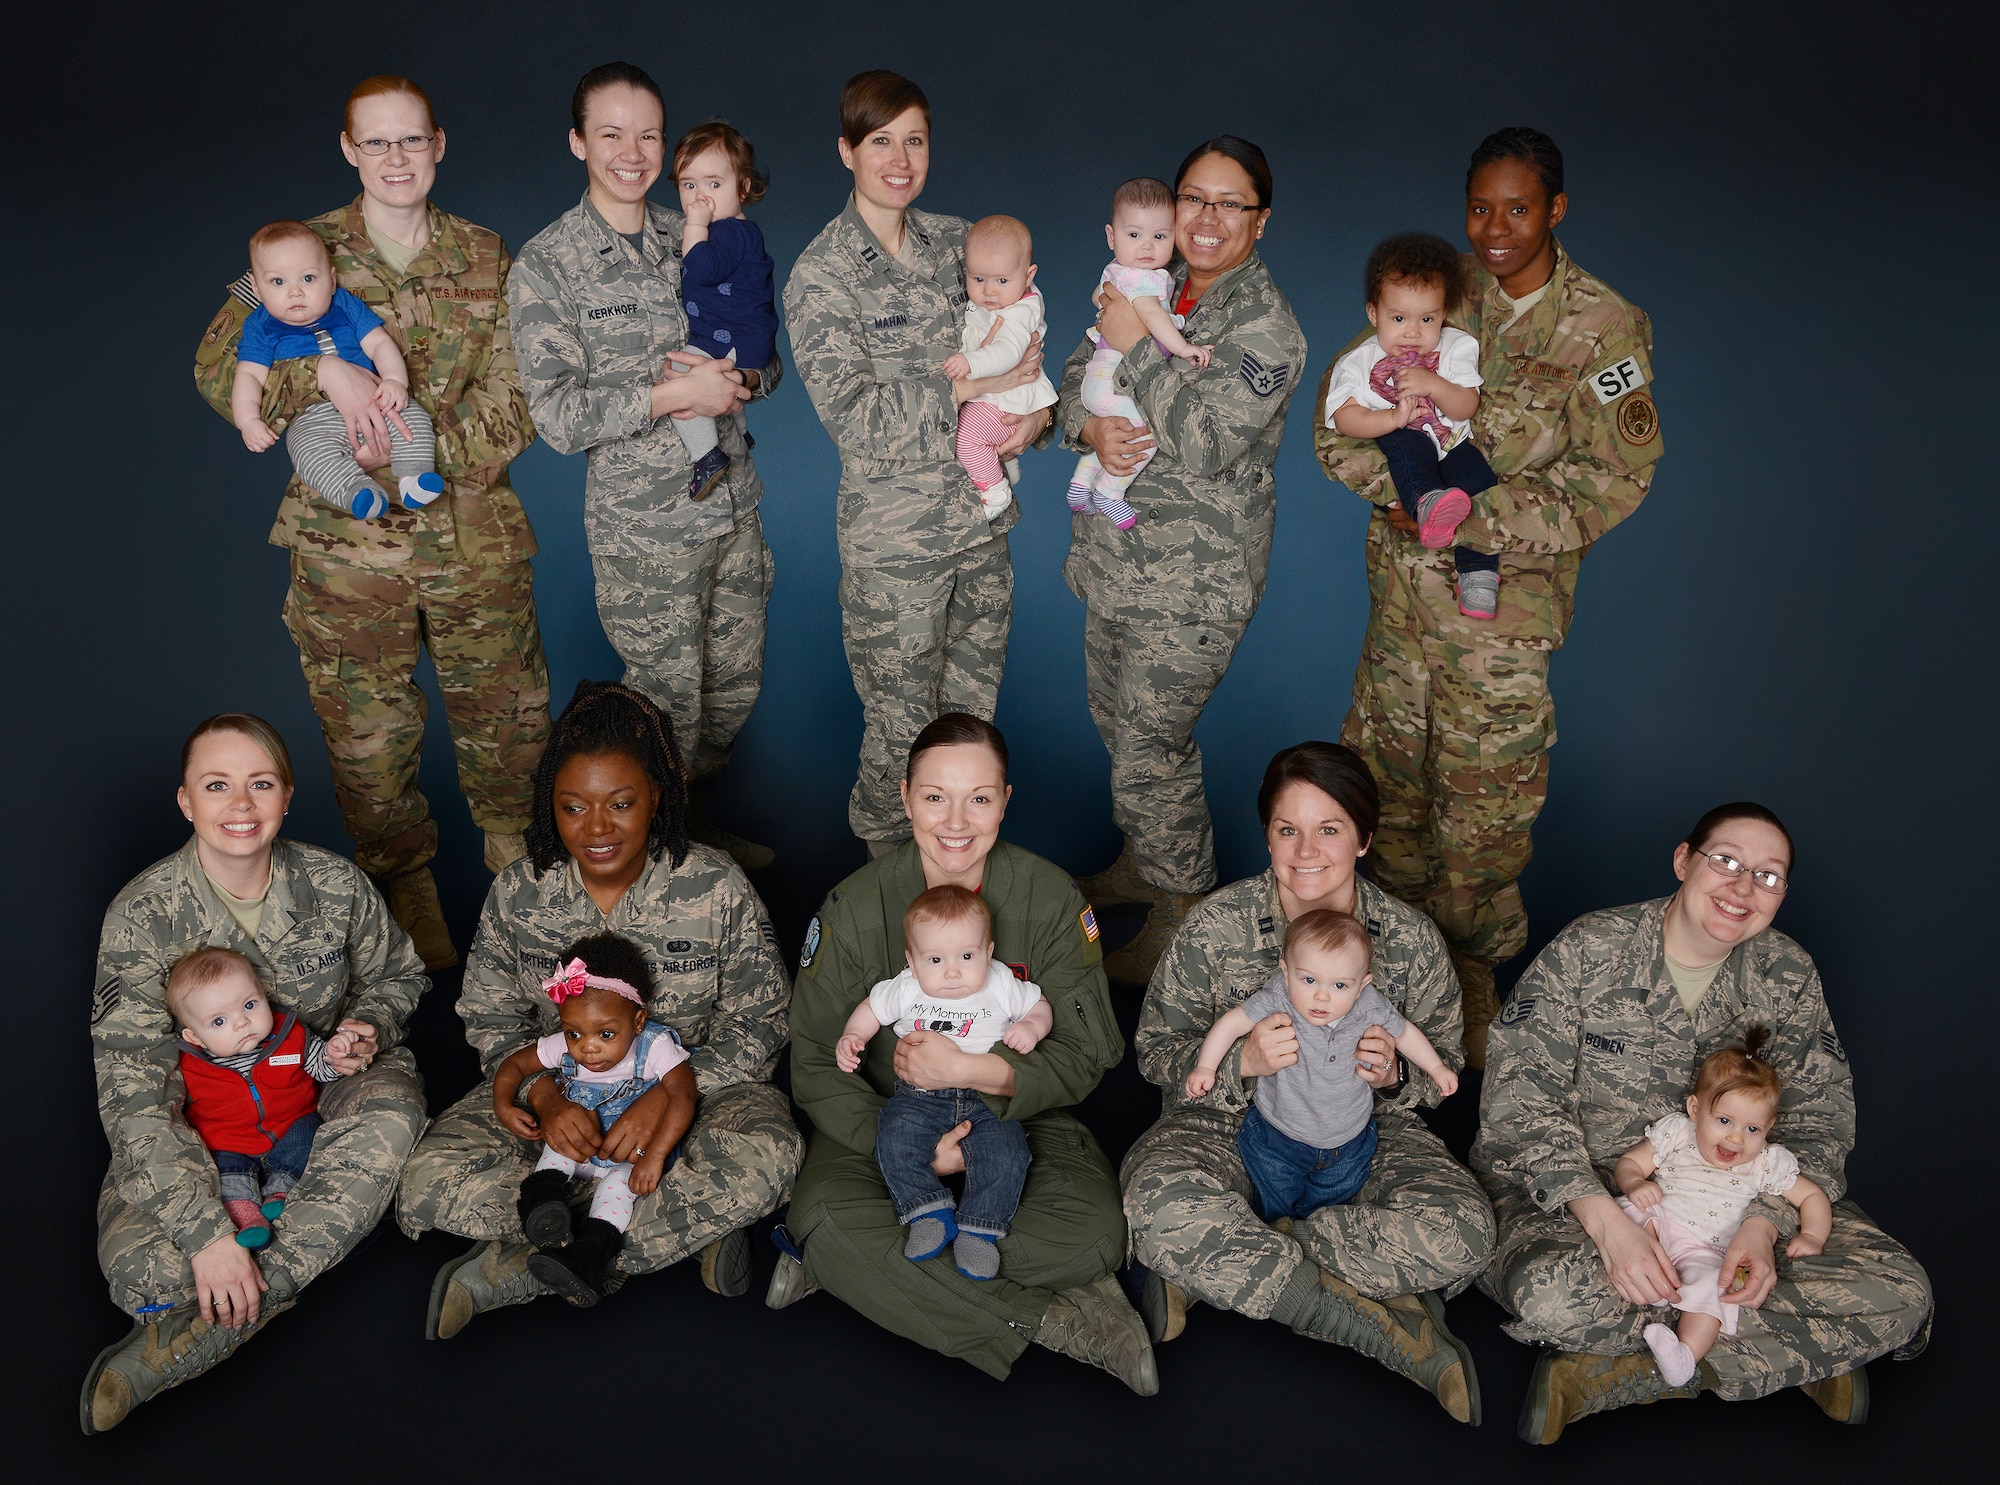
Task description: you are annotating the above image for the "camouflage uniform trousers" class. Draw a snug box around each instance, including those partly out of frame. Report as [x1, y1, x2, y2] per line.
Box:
[1121, 1104, 1495, 1316]
[1341, 603, 1551, 1005]
[1083, 606, 1246, 895]
[839, 536, 1012, 841]
[282, 552, 552, 878]
[787, 1111, 1126, 1379]
[394, 1079, 801, 1273]
[589, 510, 773, 784]
[1481, 1193, 1931, 1398]
[97, 1053, 426, 1313]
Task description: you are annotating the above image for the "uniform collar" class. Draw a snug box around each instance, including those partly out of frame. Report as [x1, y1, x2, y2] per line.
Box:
[1255, 867, 1385, 950]
[331, 196, 466, 279]
[1626, 894, 1761, 1046]
[1172, 251, 1266, 320]
[541, 847, 680, 924]
[838, 193, 949, 281]
[578, 192, 679, 267]
[173, 836, 310, 949]
[1473, 239, 1572, 357]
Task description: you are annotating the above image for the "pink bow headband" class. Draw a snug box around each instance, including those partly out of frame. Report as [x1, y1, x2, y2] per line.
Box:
[543, 958, 646, 1007]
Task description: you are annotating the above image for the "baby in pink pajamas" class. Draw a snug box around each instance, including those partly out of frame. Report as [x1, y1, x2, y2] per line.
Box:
[942, 214, 1057, 520]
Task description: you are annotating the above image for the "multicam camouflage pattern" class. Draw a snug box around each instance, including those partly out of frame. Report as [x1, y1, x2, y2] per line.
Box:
[1471, 897, 1931, 1397]
[92, 839, 428, 1311]
[1313, 244, 1661, 994]
[282, 552, 549, 877]
[1055, 253, 1306, 894]
[394, 845, 800, 1260]
[1123, 873, 1493, 1312]
[193, 197, 539, 570]
[507, 194, 783, 561]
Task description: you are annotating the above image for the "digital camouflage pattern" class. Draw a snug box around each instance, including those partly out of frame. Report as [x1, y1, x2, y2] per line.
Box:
[1471, 897, 1931, 1396]
[1124, 873, 1493, 1314]
[785, 198, 1025, 838]
[787, 840, 1127, 1377]
[93, 839, 428, 1311]
[1313, 244, 1661, 1006]
[1056, 253, 1306, 893]
[395, 845, 801, 1268]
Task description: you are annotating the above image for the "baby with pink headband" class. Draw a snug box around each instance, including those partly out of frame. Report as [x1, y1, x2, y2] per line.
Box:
[491, 932, 698, 1307]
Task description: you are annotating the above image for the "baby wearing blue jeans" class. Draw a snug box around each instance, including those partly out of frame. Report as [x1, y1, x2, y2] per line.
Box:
[1186, 910, 1458, 1221]
[837, 885, 1053, 1281]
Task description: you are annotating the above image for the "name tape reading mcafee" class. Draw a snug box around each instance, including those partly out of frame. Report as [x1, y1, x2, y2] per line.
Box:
[1590, 356, 1647, 405]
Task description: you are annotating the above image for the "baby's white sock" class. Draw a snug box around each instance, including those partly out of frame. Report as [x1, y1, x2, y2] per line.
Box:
[1644, 1322, 1698, 1387]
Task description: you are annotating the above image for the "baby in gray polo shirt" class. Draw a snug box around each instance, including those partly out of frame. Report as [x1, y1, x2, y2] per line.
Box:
[1187, 910, 1459, 1220]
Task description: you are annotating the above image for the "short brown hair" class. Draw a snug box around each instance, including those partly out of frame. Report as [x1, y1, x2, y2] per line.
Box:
[903, 884, 991, 945]
[1363, 232, 1466, 313]
[344, 75, 436, 139]
[1283, 909, 1372, 969]
[1112, 177, 1175, 215]
[1692, 1025, 1785, 1112]
[166, 946, 261, 1025]
[673, 117, 769, 206]
[966, 214, 1032, 262]
[840, 70, 929, 148]
[247, 221, 328, 268]
[181, 713, 295, 789]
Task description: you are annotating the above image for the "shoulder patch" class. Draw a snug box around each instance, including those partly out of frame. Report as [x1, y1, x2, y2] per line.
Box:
[1006, 962, 1030, 981]
[759, 919, 778, 946]
[1588, 355, 1647, 405]
[228, 270, 258, 308]
[1080, 907, 1099, 943]
[1240, 351, 1289, 399]
[91, 976, 122, 1026]
[1497, 994, 1535, 1027]
[799, 916, 821, 971]
[1820, 1026, 1847, 1064]
[1615, 391, 1658, 445]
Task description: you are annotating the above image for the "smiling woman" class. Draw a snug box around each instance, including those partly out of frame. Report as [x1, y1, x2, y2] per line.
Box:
[394, 681, 801, 1334]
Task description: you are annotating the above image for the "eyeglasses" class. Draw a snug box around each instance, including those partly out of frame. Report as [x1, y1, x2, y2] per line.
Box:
[1175, 191, 1260, 217]
[350, 133, 437, 157]
[1691, 850, 1788, 894]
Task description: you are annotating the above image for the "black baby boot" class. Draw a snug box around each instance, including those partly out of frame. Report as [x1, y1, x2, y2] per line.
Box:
[528, 1218, 624, 1308]
[516, 1170, 573, 1248]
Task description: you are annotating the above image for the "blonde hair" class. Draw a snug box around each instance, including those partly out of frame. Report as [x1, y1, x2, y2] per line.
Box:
[903, 884, 991, 946]
[966, 214, 1033, 263]
[165, 946, 261, 1026]
[180, 713, 295, 789]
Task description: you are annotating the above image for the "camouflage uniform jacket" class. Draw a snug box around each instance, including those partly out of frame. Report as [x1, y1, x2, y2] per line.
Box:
[1056, 253, 1307, 624]
[461, 845, 789, 1094]
[508, 194, 784, 560]
[193, 197, 537, 570]
[1471, 896, 1853, 1241]
[784, 196, 1026, 570]
[1314, 242, 1660, 649]
[791, 840, 1122, 1156]
[92, 838, 427, 1258]
[1137, 872, 1463, 1119]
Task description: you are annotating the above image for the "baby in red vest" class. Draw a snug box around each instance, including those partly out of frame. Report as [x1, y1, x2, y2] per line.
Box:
[168, 947, 361, 1248]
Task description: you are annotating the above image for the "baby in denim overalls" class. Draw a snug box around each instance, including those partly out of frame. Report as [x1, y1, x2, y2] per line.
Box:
[493, 933, 697, 1305]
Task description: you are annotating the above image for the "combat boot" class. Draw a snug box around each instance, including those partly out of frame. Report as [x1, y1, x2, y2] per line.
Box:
[1033, 1274, 1159, 1396]
[1517, 1347, 1703, 1444]
[516, 1169, 573, 1249]
[484, 830, 527, 874]
[765, 1225, 819, 1309]
[1075, 839, 1151, 910]
[384, 865, 457, 971]
[426, 1239, 553, 1339]
[699, 1226, 753, 1297]
[1457, 958, 1499, 1070]
[1293, 1272, 1481, 1423]
[686, 781, 775, 872]
[1799, 1364, 1869, 1424]
[80, 1268, 297, 1434]
[1103, 890, 1207, 987]
[529, 1218, 624, 1308]
[1140, 1267, 1188, 1344]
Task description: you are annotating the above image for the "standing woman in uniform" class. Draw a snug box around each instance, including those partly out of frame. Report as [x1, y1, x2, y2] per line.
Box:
[1059, 137, 1308, 984]
[779, 714, 1154, 1394]
[509, 63, 784, 871]
[1313, 127, 1664, 1067]
[192, 75, 552, 972]
[397, 682, 801, 1333]
[785, 71, 1049, 854]
[1123, 742, 1492, 1423]
[82, 714, 429, 1432]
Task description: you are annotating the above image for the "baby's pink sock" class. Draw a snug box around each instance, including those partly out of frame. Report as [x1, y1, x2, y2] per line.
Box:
[1644, 1322, 1698, 1387]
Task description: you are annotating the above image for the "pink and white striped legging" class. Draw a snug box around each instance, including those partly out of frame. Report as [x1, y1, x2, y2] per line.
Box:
[955, 400, 1013, 491]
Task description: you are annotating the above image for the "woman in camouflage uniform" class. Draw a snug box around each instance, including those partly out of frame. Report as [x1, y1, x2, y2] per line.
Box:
[1122, 741, 1491, 1422]
[784, 71, 1049, 853]
[397, 682, 800, 1335]
[192, 75, 552, 974]
[1475, 803, 1931, 1443]
[82, 714, 429, 1433]
[1059, 137, 1308, 985]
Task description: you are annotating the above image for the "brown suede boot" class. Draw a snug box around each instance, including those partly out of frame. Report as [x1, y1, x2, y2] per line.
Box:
[1103, 890, 1207, 986]
[483, 830, 527, 874]
[385, 865, 456, 971]
[1455, 956, 1499, 1070]
[1517, 1348, 1702, 1444]
[1076, 838, 1151, 910]
[1799, 1364, 1869, 1424]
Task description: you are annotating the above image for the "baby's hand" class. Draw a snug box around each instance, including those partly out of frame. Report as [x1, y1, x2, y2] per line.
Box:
[496, 1103, 542, 1142]
[1183, 345, 1214, 368]
[240, 419, 278, 453]
[942, 352, 971, 381]
[1626, 1179, 1665, 1211]
[1396, 365, 1442, 399]
[1185, 1066, 1217, 1098]
[684, 195, 713, 229]
[836, 1033, 868, 1073]
[1391, 393, 1421, 429]
[1432, 1066, 1459, 1098]
[326, 1028, 359, 1062]
[1002, 1021, 1045, 1055]
[375, 379, 410, 414]
[1786, 1232, 1826, 1259]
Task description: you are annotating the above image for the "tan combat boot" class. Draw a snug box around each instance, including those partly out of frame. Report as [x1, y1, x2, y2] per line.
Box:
[1140, 1267, 1188, 1343]
[1075, 838, 1151, 910]
[1517, 1347, 1702, 1444]
[483, 830, 527, 874]
[1034, 1274, 1160, 1395]
[699, 1227, 752, 1297]
[1294, 1271, 1480, 1423]
[426, 1239, 552, 1339]
[686, 781, 775, 872]
[385, 865, 457, 971]
[1799, 1364, 1869, 1424]
[1457, 959, 1500, 1071]
[765, 1249, 820, 1309]
[80, 1270, 296, 1434]
[1103, 890, 1207, 987]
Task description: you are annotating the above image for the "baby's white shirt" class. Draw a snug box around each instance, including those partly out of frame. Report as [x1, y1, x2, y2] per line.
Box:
[961, 293, 1059, 415]
[865, 961, 1044, 1056]
[1644, 1112, 1801, 1248]
[1322, 326, 1482, 452]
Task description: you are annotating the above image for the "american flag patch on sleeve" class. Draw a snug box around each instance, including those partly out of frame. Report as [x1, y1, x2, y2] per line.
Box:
[1080, 908, 1100, 942]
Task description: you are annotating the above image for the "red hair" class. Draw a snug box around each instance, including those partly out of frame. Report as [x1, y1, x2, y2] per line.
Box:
[344, 75, 437, 138]
[247, 220, 327, 266]
[1693, 1025, 1785, 1111]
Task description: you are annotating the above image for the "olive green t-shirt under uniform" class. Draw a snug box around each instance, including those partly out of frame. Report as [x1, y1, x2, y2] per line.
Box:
[1664, 950, 1724, 1017]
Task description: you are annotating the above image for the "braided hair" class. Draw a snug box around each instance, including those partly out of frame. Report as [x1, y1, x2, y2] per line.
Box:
[525, 681, 690, 875]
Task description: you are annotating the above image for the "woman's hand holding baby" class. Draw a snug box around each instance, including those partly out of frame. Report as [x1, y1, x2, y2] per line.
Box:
[1239, 1011, 1301, 1078]
[527, 1079, 603, 1164]
[930, 1120, 973, 1177]
[325, 1017, 378, 1075]
[1719, 1217, 1780, 1309]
